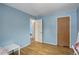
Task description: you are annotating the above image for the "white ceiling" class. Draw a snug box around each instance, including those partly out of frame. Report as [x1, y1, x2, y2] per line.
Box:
[4, 3, 79, 16]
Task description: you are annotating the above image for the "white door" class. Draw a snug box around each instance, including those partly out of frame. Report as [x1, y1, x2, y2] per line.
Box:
[35, 19, 42, 43]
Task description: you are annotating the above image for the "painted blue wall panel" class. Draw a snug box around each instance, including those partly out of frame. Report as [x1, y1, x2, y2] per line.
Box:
[42, 16, 57, 45]
[42, 9, 77, 47]
[77, 7, 79, 32]
[77, 7, 79, 41]
[0, 4, 33, 47]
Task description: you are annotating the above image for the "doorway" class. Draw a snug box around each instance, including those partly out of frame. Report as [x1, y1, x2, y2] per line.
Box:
[30, 19, 35, 43]
[57, 16, 70, 48]
[30, 19, 42, 43]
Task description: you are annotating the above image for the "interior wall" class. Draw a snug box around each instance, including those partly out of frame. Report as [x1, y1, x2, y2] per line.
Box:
[42, 9, 77, 48]
[0, 4, 35, 47]
[0, 3, 78, 48]
[77, 7, 79, 41]
[42, 16, 57, 45]
[77, 7, 79, 33]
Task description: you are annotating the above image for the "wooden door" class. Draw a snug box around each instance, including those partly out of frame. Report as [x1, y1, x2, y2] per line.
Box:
[57, 16, 70, 47]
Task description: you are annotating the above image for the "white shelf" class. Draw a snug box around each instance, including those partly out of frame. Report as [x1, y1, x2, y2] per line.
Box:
[4, 44, 20, 55]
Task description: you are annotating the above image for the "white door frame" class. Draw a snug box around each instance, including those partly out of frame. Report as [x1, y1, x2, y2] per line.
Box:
[30, 18, 35, 43]
[56, 16, 71, 48]
[30, 18, 42, 43]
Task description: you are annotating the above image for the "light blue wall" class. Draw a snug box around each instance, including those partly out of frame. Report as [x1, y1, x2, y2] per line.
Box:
[77, 7, 79, 33]
[0, 4, 34, 47]
[77, 7, 79, 41]
[42, 16, 57, 45]
[42, 9, 77, 47]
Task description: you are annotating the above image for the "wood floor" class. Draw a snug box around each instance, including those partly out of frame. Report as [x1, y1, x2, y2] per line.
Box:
[20, 41, 74, 55]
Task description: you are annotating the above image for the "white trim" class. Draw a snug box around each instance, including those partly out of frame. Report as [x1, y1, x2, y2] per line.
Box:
[30, 18, 35, 44]
[30, 18, 32, 44]
[56, 19, 57, 45]
[56, 16, 71, 48]
[70, 16, 71, 48]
